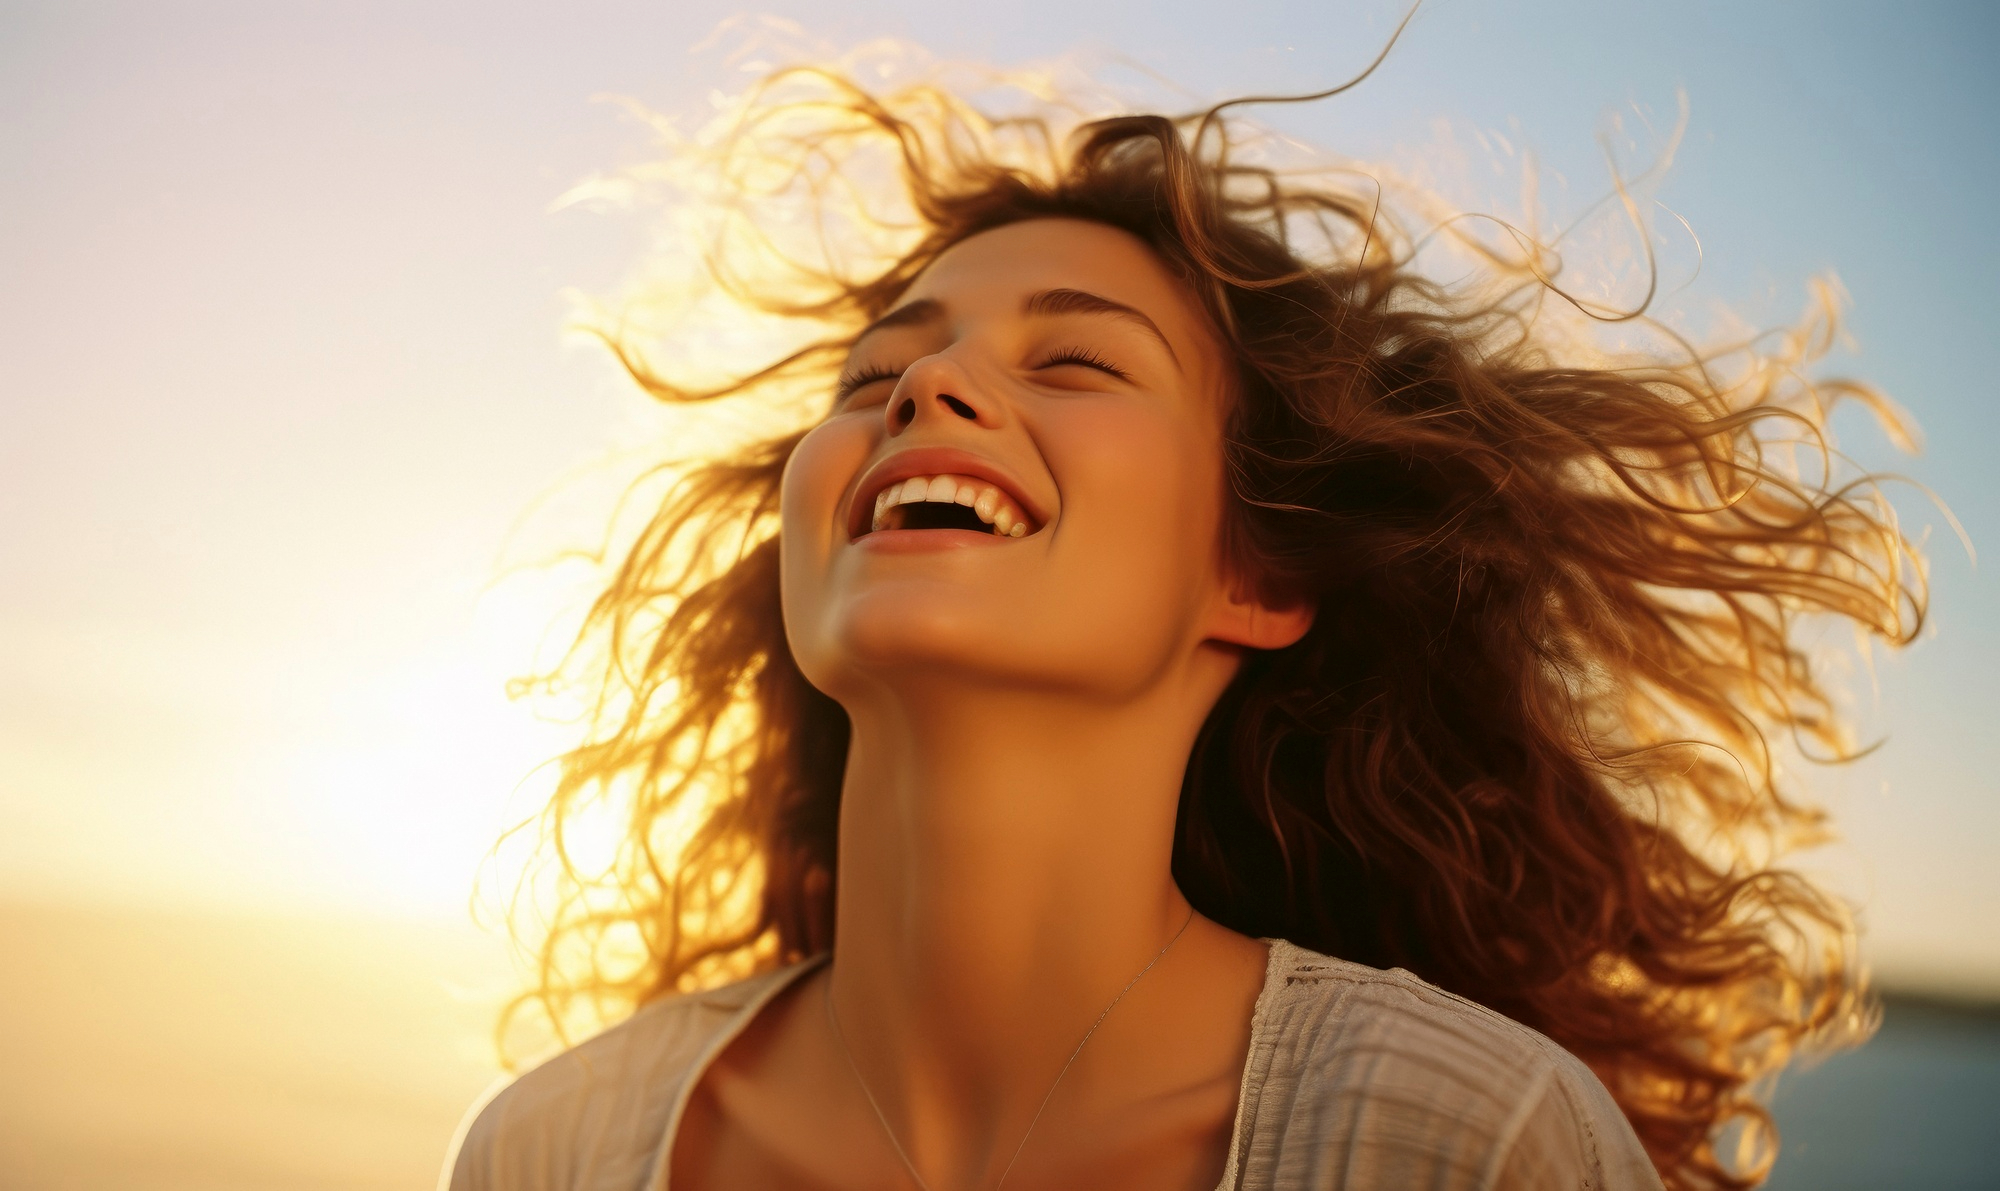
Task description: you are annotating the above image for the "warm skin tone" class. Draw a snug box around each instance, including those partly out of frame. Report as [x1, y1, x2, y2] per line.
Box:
[669, 218, 1314, 1191]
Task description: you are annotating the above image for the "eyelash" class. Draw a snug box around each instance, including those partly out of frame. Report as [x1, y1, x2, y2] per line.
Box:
[835, 365, 902, 402]
[835, 346, 1129, 402]
[1038, 346, 1130, 381]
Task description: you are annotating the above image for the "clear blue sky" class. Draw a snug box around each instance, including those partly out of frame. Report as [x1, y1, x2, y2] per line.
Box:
[2, 0, 1995, 992]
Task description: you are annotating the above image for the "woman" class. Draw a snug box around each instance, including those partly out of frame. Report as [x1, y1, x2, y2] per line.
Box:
[446, 60, 1919, 1191]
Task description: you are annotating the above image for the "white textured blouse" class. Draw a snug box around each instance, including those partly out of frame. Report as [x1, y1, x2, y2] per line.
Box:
[443, 939, 1665, 1190]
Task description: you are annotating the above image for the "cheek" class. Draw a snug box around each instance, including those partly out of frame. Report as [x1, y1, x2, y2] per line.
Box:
[1012, 397, 1231, 689]
[780, 416, 868, 538]
[779, 417, 873, 656]
[1049, 400, 1227, 585]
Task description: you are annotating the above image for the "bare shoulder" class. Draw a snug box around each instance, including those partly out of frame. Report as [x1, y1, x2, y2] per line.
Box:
[1237, 940, 1664, 1190]
[441, 965, 810, 1191]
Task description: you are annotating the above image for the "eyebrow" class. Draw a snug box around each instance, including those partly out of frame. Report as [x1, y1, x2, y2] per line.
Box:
[851, 298, 945, 345]
[1025, 288, 1181, 370]
[849, 289, 1182, 371]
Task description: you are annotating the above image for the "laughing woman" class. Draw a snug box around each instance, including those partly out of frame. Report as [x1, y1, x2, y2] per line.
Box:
[445, 60, 1921, 1191]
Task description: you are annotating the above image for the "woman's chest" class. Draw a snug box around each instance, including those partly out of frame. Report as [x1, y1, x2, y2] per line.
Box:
[666, 1046, 1243, 1191]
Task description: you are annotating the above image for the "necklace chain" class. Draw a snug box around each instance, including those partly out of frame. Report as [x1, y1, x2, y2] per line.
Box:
[822, 907, 1197, 1191]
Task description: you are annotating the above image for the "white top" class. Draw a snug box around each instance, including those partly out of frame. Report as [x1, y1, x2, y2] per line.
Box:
[443, 939, 1664, 1190]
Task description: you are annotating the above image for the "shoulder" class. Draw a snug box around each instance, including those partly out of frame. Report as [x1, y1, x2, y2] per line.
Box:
[1236, 940, 1662, 1190]
[440, 961, 815, 1191]
[1258, 940, 1587, 1105]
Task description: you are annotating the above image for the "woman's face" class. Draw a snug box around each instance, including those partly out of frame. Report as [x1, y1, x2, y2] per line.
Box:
[781, 217, 1285, 706]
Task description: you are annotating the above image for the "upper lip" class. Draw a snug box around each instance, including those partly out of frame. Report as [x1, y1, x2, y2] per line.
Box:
[847, 446, 1048, 539]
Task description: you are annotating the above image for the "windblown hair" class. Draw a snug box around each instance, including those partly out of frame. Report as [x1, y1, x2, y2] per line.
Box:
[511, 60, 1925, 1190]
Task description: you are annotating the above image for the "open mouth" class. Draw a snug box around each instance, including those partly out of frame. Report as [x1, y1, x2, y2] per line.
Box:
[861, 473, 1037, 539]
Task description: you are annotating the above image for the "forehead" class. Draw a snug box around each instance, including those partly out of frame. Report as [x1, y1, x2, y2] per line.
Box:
[897, 218, 1222, 368]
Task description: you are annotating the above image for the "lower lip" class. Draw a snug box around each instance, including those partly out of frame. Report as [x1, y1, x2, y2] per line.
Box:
[851, 528, 1019, 552]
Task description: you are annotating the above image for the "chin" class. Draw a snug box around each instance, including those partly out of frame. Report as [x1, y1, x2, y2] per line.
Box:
[791, 593, 1075, 702]
[831, 598, 1019, 677]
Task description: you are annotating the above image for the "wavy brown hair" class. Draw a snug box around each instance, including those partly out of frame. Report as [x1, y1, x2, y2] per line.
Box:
[508, 60, 1925, 1190]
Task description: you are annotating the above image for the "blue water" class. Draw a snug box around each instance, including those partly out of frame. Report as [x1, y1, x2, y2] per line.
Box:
[1764, 996, 2000, 1191]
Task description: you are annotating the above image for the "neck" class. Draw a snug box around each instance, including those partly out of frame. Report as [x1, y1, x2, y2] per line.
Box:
[826, 664, 1220, 1130]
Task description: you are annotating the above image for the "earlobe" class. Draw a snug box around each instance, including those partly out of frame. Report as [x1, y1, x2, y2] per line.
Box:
[1247, 601, 1316, 650]
[1212, 591, 1315, 651]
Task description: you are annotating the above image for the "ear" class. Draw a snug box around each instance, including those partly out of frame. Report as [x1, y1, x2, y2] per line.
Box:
[1206, 581, 1315, 651]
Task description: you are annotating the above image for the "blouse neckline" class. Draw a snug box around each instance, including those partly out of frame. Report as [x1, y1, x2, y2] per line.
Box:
[647, 939, 1297, 1190]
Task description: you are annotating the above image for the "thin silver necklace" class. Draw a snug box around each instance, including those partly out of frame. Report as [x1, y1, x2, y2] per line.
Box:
[822, 906, 1197, 1191]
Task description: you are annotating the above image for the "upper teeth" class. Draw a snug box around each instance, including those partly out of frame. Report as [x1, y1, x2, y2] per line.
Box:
[871, 473, 1031, 537]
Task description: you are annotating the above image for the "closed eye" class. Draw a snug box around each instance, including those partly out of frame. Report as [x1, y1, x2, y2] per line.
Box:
[1036, 346, 1130, 382]
[835, 364, 902, 404]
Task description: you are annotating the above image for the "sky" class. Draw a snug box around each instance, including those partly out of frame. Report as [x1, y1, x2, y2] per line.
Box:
[2, 0, 1996, 995]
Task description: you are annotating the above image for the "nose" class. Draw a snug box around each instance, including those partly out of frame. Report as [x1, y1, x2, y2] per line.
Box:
[885, 354, 995, 437]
